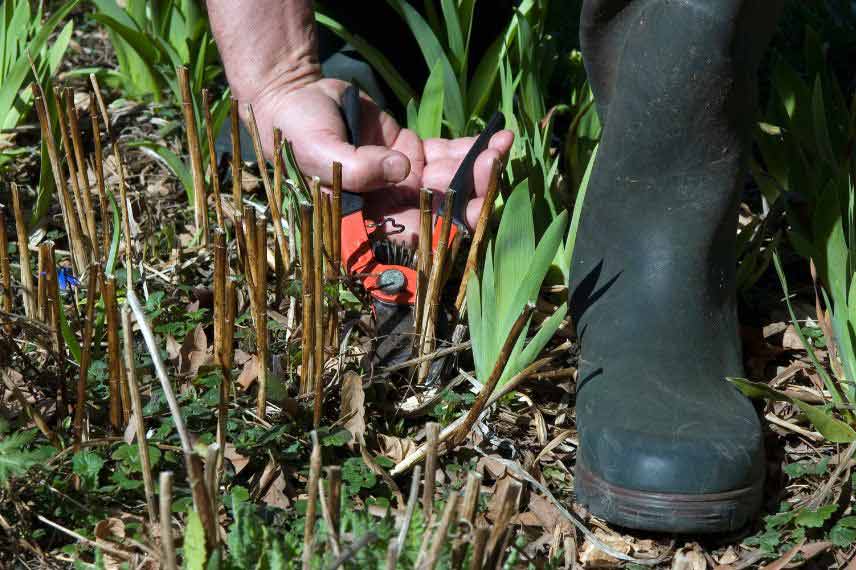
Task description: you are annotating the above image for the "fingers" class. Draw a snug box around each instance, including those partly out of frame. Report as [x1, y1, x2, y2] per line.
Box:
[423, 129, 514, 163]
[300, 137, 411, 191]
[421, 147, 503, 198]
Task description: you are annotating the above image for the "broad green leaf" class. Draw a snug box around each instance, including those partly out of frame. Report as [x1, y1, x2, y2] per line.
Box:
[416, 60, 445, 139]
[502, 302, 568, 385]
[440, 0, 465, 75]
[184, 509, 207, 570]
[406, 98, 418, 131]
[793, 400, 856, 443]
[563, 145, 597, 278]
[387, 0, 465, 134]
[811, 76, 836, 164]
[794, 505, 837, 528]
[0, 0, 79, 129]
[728, 378, 791, 402]
[467, 272, 483, 373]
[315, 12, 415, 107]
[494, 184, 535, 318]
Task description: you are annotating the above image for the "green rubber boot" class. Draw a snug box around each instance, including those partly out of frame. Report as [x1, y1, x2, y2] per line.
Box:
[569, 0, 782, 533]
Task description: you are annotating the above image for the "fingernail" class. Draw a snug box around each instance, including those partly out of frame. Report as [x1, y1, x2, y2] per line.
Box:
[382, 155, 409, 183]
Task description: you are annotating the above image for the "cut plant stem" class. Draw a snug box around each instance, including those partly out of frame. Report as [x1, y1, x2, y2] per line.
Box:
[326, 466, 342, 536]
[331, 162, 342, 347]
[484, 481, 521, 569]
[229, 98, 243, 205]
[423, 491, 459, 570]
[300, 203, 315, 395]
[115, 156, 134, 292]
[418, 191, 455, 382]
[391, 465, 422, 569]
[159, 471, 178, 570]
[302, 431, 322, 570]
[33, 90, 87, 275]
[74, 263, 100, 447]
[39, 243, 67, 419]
[65, 88, 99, 261]
[469, 527, 490, 570]
[53, 87, 89, 256]
[413, 188, 433, 351]
[212, 229, 235, 463]
[311, 178, 325, 426]
[178, 66, 209, 245]
[121, 305, 157, 527]
[255, 216, 269, 417]
[10, 184, 35, 317]
[243, 206, 258, 288]
[0, 207, 12, 322]
[89, 93, 111, 259]
[452, 472, 483, 568]
[246, 108, 289, 285]
[450, 303, 534, 447]
[103, 274, 124, 431]
[202, 90, 225, 228]
[422, 422, 440, 519]
[455, 159, 501, 314]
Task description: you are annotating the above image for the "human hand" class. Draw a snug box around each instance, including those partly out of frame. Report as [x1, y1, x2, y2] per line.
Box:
[249, 78, 514, 246]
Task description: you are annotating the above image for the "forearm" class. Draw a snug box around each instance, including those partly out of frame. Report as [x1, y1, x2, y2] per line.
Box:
[207, 0, 321, 104]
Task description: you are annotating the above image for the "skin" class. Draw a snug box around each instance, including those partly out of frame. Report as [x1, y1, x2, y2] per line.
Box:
[207, 0, 514, 246]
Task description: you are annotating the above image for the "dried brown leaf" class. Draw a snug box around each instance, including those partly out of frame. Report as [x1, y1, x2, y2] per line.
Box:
[339, 372, 366, 445]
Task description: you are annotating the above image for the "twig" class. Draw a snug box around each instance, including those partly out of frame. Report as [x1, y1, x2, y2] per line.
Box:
[10, 184, 35, 317]
[419, 191, 455, 382]
[422, 422, 440, 519]
[469, 527, 489, 570]
[202, 90, 225, 228]
[389, 465, 422, 570]
[103, 275, 125, 430]
[326, 466, 342, 537]
[300, 204, 315, 396]
[65, 88, 99, 261]
[74, 263, 100, 446]
[178, 66, 208, 244]
[36, 514, 130, 560]
[121, 305, 157, 527]
[159, 471, 178, 570]
[0, 207, 12, 323]
[312, 178, 325, 426]
[318, 477, 341, 558]
[414, 188, 433, 354]
[32, 88, 86, 274]
[450, 304, 534, 446]
[390, 355, 553, 476]
[255, 216, 269, 417]
[89, 93, 110, 259]
[2, 369, 58, 447]
[326, 532, 378, 570]
[484, 482, 520, 569]
[455, 159, 500, 315]
[382, 341, 472, 374]
[302, 431, 322, 570]
[452, 472, 482, 567]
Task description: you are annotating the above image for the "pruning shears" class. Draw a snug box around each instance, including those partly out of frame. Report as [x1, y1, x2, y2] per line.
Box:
[338, 83, 504, 368]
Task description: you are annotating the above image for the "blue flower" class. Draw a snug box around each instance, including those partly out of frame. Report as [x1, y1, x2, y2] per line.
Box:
[57, 267, 80, 291]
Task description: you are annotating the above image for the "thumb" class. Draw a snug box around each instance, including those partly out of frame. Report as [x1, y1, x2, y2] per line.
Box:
[307, 137, 411, 191]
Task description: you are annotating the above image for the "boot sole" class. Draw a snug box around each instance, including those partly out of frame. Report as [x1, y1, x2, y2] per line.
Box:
[576, 460, 763, 533]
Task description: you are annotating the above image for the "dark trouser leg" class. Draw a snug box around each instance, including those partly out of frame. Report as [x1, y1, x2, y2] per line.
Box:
[570, 0, 782, 532]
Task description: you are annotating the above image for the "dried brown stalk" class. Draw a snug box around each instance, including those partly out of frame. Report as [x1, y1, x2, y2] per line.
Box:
[322, 192, 333, 279]
[484, 482, 521, 569]
[414, 188, 433, 350]
[0, 207, 12, 322]
[36, 243, 47, 323]
[302, 431, 322, 570]
[422, 422, 440, 519]
[452, 471, 483, 568]
[255, 216, 269, 417]
[246, 108, 289, 284]
[65, 89, 99, 261]
[39, 242, 68, 421]
[53, 87, 89, 253]
[243, 206, 258, 288]
[423, 491, 460, 570]
[311, 179, 325, 426]
[121, 305, 158, 526]
[103, 275, 125, 431]
[177, 66, 208, 244]
[33, 89, 87, 274]
[159, 471, 178, 570]
[300, 204, 315, 395]
[115, 156, 134, 292]
[455, 159, 500, 314]
[229, 97, 243, 201]
[202, 90, 225, 228]
[331, 163, 342, 346]
[74, 263, 100, 446]
[469, 527, 490, 570]
[418, 191, 455, 381]
[10, 184, 35, 317]
[212, 229, 232, 474]
[326, 466, 342, 536]
[450, 304, 534, 446]
[89, 93, 110, 258]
